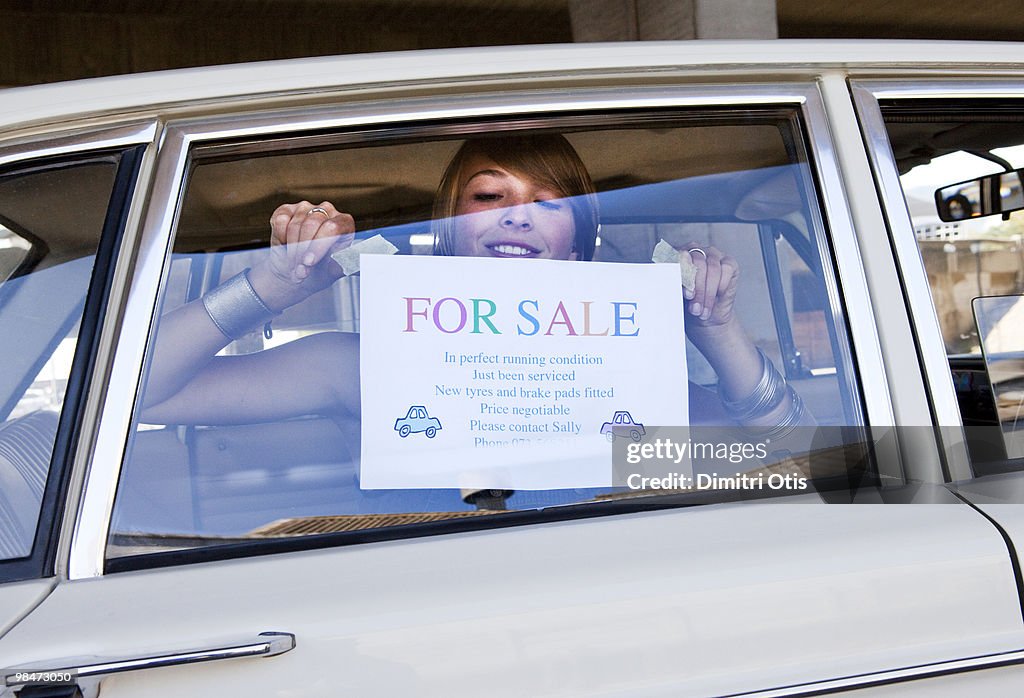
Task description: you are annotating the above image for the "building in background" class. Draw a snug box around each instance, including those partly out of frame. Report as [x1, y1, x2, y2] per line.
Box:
[2, 0, 1024, 87]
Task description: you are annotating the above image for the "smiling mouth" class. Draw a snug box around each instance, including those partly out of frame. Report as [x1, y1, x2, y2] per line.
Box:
[487, 243, 539, 257]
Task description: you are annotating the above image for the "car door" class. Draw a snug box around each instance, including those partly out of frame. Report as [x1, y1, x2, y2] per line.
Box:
[2, 54, 1024, 698]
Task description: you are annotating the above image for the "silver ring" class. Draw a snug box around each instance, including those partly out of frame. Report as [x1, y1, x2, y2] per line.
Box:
[688, 247, 707, 261]
[307, 207, 329, 218]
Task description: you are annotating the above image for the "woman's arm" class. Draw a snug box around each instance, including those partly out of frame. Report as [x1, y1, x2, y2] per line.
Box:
[140, 201, 356, 424]
[681, 244, 812, 430]
[142, 331, 359, 425]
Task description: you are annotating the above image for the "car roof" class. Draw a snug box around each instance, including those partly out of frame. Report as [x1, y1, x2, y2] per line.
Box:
[3, 40, 1024, 136]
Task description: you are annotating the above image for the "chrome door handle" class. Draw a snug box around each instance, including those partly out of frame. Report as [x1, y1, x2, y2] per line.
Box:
[2, 631, 294, 692]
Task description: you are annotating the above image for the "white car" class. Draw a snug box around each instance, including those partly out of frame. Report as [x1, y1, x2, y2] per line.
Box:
[3, 40, 1024, 697]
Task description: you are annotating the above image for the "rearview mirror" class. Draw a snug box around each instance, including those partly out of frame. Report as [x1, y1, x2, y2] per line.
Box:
[936, 169, 1024, 222]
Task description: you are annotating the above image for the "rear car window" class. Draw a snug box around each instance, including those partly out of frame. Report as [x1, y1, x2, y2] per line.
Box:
[109, 110, 870, 561]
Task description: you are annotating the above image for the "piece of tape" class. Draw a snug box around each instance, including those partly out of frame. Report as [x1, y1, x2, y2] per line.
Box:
[331, 234, 399, 275]
[652, 239, 696, 291]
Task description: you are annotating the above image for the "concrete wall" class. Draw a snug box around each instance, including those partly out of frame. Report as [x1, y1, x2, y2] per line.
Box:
[569, 0, 777, 41]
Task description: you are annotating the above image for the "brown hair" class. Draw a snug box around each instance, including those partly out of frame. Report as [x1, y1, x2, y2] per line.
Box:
[431, 134, 599, 261]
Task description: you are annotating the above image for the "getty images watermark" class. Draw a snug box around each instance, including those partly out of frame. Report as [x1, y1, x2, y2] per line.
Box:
[611, 426, 810, 492]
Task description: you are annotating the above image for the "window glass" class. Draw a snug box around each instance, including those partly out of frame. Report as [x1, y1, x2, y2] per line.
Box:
[0, 158, 118, 560]
[883, 106, 1024, 467]
[110, 111, 869, 560]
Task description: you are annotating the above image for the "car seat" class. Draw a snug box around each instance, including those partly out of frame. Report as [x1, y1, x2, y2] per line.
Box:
[0, 410, 57, 559]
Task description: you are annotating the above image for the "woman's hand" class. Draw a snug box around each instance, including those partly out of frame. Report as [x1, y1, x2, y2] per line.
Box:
[678, 243, 766, 405]
[249, 200, 354, 311]
[682, 244, 739, 328]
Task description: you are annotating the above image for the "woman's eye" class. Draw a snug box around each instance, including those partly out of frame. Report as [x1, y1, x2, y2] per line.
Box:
[473, 193, 502, 202]
[536, 199, 562, 211]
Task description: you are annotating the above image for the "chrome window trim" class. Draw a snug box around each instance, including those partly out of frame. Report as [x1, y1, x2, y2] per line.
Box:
[857, 79, 1024, 101]
[70, 83, 891, 579]
[140, 83, 820, 142]
[0, 122, 157, 168]
[739, 646, 1024, 697]
[819, 73, 948, 484]
[55, 125, 163, 580]
[801, 79, 898, 471]
[850, 78, 1024, 481]
[67, 124, 179, 582]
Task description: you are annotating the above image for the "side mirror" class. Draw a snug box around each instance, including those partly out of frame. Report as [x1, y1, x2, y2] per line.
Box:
[936, 169, 1024, 222]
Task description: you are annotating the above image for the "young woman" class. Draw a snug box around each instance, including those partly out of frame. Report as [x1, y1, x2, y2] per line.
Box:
[142, 134, 806, 436]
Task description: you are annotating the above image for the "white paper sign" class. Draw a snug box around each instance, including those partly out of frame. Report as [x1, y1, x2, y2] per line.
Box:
[359, 254, 687, 489]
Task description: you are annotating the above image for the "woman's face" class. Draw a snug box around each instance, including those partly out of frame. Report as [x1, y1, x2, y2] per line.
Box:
[451, 155, 577, 260]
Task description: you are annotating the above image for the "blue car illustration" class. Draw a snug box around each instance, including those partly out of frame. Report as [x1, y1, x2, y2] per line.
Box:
[600, 410, 646, 442]
[394, 405, 442, 438]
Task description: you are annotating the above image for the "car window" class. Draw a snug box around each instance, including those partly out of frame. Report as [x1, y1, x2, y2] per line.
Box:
[108, 110, 871, 563]
[0, 157, 119, 561]
[882, 105, 1024, 469]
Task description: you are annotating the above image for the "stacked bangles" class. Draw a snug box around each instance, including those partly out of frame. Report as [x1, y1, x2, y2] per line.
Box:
[721, 348, 806, 439]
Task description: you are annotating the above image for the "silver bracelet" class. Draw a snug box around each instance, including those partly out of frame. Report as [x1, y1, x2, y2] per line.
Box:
[201, 269, 280, 341]
[721, 348, 787, 422]
[756, 386, 806, 441]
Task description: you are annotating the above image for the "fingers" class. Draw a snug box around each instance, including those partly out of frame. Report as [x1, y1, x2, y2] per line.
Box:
[301, 208, 355, 279]
[716, 255, 740, 319]
[270, 201, 355, 281]
[284, 201, 317, 269]
[685, 244, 739, 322]
[269, 202, 297, 247]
